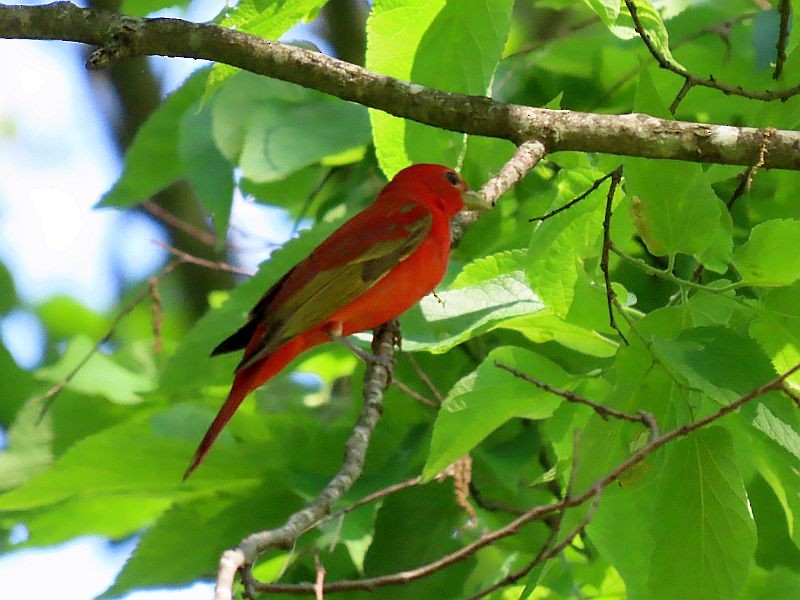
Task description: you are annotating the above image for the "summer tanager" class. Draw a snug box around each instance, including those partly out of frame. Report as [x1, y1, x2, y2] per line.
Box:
[184, 164, 487, 479]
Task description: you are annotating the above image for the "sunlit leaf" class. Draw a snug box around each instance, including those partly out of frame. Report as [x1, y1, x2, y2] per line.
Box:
[366, 0, 514, 177]
[423, 346, 566, 479]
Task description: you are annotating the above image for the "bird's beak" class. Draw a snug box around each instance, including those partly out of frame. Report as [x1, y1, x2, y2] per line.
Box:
[462, 189, 492, 211]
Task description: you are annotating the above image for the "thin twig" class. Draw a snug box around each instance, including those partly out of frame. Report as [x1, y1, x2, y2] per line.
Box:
[148, 276, 163, 355]
[494, 361, 645, 425]
[611, 245, 736, 296]
[153, 239, 255, 276]
[318, 477, 423, 527]
[599, 166, 628, 344]
[32, 260, 181, 421]
[469, 487, 603, 600]
[529, 169, 617, 222]
[467, 430, 586, 600]
[143, 200, 219, 247]
[451, 140, 546, 243]
[250, 363, 799, 595]
[774, 0, 791, 80]
[468, 482, 526, 515]
[406, 354, 444, 404]
[592, 13, 755, 110]
[782, 385, 800, 408]
[623, 0, 800, 113]
[391, 379, 438, 408]
[313, 553, 325, 600]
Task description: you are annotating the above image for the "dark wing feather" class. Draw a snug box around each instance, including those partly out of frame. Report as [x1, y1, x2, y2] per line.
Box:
[235, 210, 432, 371]
[209, 268, 294, 356]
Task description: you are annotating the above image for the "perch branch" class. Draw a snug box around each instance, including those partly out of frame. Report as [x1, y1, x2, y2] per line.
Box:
[1, 3, 799, 169]
[215, 324, 396, 600]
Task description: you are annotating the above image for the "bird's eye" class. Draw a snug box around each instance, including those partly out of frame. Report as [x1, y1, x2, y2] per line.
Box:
[444, 171, 460, 186]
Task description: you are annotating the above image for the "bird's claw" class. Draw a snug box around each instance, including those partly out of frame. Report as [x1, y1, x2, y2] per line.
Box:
[385, 319, 402, 351]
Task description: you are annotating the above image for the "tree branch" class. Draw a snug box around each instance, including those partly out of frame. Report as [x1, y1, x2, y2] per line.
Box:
[623, 0, 800, 112]
[215, 324, 397, 600]
[245, 362, 800, 595]
[1, 3, 799, 169]
[773, 0, 791, 80]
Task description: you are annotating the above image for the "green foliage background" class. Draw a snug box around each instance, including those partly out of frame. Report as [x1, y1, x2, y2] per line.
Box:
[2, 0, 800, 598]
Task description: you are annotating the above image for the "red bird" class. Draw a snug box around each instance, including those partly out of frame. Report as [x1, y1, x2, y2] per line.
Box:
[184, 164, 487, 478]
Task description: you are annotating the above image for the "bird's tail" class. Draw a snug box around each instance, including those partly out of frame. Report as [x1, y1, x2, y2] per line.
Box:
[182, 335, 309, 480]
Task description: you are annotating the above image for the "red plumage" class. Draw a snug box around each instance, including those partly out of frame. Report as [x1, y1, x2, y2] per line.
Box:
[184, 164, 481, 479]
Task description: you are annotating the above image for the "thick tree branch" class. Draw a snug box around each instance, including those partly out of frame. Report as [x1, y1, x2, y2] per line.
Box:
[215, 324, 396, 600]
[1, 3, 799, 169]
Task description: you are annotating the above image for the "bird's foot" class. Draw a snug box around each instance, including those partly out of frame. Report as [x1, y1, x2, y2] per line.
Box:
[328, 329, 395, 373]
[383, 319, 402, 351]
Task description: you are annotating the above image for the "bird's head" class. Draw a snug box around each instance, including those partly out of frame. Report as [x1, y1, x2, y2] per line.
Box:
[388, 164, 491, 218]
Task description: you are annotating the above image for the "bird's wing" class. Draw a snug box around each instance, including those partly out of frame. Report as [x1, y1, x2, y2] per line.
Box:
[227, 201, 433, 371]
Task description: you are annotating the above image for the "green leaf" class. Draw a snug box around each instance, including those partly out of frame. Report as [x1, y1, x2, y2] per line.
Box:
[240, 165, 327, 216]
[582, 0, 620, 26]
[36, 295, 109, 341]
[748, 472, 800, 571]
[634, 60, 669, 119]
[35, 336, 155, 405]
[364, 481, 474, 597]
[758, 438, 800, 548]
[651, 326, 775, 405]
[366, 0, 514, 177]
[624, 157, 722, 257]
[608, 0, 682, 68]
[750, 283, 800, 388]
[743, 567, 800, 600]
[0, 262, 17, 314]
[646, 428, 756, 600]
[178, 101, 234, 246]
[570, 364, 691, 598]
[211, 72, 370, 183]
[423, 346, 566, 479]
[695, 199, 734, 273]
[120, 0, 189, 15]
[0, 404, 262, 512]
[100, 70, 207, 207]
[396, 251, 545, 353]
[752, 404, 800, 461]
[102, 485, 298, 598]
[205, 0, 328, 96]
[18, 495, 172, 548]
[527, 169, 606, 317]
[502, 313, 619, 358]
[733, 219, 800, 286]
[0, 400, 52, 492]
[318, 503, 376, 573]
[0, 342, 37, 425]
